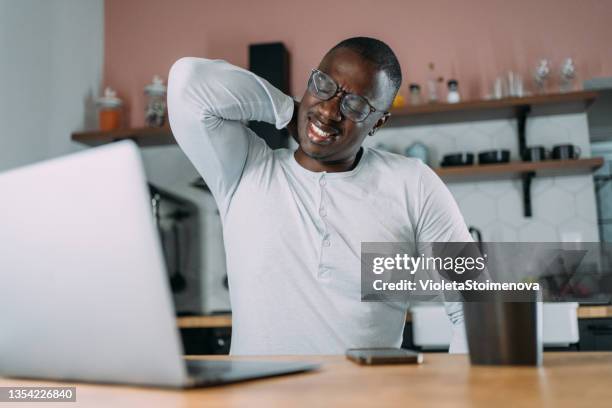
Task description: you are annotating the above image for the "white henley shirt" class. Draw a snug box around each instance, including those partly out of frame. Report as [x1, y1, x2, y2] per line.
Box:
[167, 57, 471, 355]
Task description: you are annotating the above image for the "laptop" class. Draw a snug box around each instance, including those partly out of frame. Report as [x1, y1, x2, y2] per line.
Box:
[0, 141, 317, 388]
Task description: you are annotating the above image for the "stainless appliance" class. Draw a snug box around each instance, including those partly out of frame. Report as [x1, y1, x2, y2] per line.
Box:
[591, 143, 612, 242]
[149, 184, 201, 314]
[584, 77, 612, 141]
[190, 178, 231, 313]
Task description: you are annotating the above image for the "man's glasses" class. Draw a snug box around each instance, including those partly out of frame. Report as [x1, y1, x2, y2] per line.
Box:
[307, 69, 385, 123]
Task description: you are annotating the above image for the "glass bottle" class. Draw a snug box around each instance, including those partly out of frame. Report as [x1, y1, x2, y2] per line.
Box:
[427, 63, 438, 103]
[409, 83, 422, 105]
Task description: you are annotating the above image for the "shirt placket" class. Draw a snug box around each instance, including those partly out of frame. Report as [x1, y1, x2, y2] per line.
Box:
[317, 173, 332, 280]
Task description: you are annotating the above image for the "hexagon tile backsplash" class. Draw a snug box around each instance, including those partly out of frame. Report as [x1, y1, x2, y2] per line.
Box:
[367, 112, 599, 242]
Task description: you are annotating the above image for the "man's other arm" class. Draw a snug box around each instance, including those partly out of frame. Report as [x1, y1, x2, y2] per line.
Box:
[415, 162, 472, 354]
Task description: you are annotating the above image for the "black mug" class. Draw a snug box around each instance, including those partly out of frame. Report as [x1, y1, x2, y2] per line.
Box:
[522, 146, 547, 162]
[552, 144, 581, 160]
[441, 152, 474, 167]
[463, 293, 542, 366]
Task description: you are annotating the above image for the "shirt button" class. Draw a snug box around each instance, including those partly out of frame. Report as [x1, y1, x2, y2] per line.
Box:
[319, 178, 327, 186]
[320, 268, 331, 278]
[323, 239, 331, 247]
[319, 208, 327, 217]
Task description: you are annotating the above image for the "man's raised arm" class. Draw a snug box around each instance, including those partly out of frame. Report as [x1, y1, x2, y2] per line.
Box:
[167, 57, 294, 208]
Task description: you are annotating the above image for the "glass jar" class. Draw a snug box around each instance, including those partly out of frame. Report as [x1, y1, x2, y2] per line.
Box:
[534, 59, 551, 94]
[144, 75, 167, 127]
[559, 58, 576, 92]
[447, 79, 460, 103]
[96, 87, 123, 131]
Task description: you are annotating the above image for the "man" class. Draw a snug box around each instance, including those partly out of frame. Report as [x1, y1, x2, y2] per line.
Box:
[168, 37, 470, 355]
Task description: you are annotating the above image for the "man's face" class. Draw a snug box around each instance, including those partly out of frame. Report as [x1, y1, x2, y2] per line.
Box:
[296, 47, 393, 162]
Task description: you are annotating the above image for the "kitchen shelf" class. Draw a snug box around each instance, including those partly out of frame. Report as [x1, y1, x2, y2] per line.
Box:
[71, 126, 175, 147]
[387, 90, 598, 127]
[71, 91, 598, 147]
[436, 158, 603, 217]
[435, 158, 604, 182]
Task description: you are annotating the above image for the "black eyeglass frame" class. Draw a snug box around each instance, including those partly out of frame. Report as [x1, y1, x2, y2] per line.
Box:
[307, 68, 388, 123]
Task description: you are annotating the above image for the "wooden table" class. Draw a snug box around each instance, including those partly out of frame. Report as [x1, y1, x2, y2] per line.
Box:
[2, 352, 612, 407]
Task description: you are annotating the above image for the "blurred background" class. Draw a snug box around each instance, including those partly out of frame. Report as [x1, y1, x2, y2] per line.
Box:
[2, 0, 612, 353]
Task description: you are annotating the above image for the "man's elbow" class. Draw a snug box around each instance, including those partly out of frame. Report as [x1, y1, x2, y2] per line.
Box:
[168, 57, 202, 97]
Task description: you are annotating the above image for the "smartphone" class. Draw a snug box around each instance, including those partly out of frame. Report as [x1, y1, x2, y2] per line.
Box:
[346, 348, 423, 365]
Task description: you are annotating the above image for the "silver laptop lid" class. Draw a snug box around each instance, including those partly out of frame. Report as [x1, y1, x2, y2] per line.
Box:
[0, 141, 188, 387]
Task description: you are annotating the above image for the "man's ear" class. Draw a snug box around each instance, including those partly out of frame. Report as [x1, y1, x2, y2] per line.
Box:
[369, 112, 391, 136]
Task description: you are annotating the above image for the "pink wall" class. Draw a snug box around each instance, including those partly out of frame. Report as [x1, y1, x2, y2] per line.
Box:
[105, 0, 612, 127]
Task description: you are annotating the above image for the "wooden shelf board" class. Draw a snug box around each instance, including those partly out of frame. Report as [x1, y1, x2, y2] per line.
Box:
[72, 126, 175, 147]
[435, 157, 604, 182]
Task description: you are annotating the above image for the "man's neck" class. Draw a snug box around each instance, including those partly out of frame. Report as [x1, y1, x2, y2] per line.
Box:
[294, 148, 363, 173]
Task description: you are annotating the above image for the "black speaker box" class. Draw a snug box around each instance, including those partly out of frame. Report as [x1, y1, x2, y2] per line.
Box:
[248, 42, 290, 149]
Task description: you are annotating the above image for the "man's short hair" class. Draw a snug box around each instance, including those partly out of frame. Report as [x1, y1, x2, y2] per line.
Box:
[328, 37, 402, 97]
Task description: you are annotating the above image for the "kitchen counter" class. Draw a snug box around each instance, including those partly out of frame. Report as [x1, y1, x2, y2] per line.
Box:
[2, 352, 612, 407]
[177, 305, 612, 328]
[577, 305, 612, 319]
